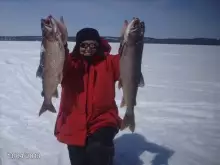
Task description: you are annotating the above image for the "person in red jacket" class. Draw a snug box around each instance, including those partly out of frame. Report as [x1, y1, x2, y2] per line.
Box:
[54, 28, 122, 165]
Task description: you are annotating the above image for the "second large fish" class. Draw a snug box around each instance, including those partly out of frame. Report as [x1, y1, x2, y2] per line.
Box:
[119, 17, 145, 132]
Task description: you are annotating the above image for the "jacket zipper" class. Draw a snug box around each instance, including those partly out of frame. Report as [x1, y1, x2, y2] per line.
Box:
[85, 63, 90, 137]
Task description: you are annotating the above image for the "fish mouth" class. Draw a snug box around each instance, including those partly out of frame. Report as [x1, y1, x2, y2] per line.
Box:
[133, 18, 140, 27]
[130, 18, 141, 33]
[41, 16, 53, 30]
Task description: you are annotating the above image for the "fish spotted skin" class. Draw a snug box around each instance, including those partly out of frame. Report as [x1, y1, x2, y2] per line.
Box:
[119, 17, 145, 132]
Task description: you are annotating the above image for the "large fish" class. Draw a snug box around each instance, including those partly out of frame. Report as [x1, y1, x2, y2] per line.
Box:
[38, 15, 68, 116]
[119, 17, 145, 132]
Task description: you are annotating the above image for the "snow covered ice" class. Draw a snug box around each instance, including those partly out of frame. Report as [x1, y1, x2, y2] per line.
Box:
[0, 41, 219, 165]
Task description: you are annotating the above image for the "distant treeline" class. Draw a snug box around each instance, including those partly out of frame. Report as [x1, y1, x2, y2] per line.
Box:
[0, 36, 220, 45]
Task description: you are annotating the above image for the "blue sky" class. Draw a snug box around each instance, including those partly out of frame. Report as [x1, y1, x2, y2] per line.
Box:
[0, 0, 219, 38]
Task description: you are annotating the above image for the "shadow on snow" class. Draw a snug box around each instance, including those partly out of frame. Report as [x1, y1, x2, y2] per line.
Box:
[114, 133, 174, 165]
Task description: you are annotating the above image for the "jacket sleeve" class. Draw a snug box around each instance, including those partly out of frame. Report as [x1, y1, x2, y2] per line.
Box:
[61, 43, 76, 86]
[110, 54, 120, 82]
[62, 43, 71, 75]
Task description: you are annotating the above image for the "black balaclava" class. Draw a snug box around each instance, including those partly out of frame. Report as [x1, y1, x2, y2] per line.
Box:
[75, 28, 101, 64]
[76, 28, 101, 47]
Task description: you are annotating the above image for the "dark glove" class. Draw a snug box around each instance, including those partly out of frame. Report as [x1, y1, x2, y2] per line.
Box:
[64, 42, 68, 49]
[64, 43, 69, 56]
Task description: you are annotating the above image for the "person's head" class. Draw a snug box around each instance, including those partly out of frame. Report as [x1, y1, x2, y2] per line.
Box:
[75, 28, 101, 56]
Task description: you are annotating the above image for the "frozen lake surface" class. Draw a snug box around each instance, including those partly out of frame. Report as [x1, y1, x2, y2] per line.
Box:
[0, 41, 219, 165]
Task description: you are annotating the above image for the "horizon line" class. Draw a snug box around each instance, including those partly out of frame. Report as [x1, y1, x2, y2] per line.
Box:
[0, 36, 219, 40]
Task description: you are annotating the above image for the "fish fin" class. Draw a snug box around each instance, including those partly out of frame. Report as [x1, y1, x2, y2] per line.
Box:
[41, 90, 44, 97]
[138, 72, 145, 87]
[36, 65, 43, 78]
[39, 100, 56, 116]
[120, 96, 126, 108]
[118, 80, 126, 108]
[120, 108, 135, 132]
[36, 44, 45, 78]
[120, 98, 137, 108]
[119, 20, 128, 53]
[53, 88, 59, 98]
[120, 20, 129, 37]
[118, 79, 122, 89]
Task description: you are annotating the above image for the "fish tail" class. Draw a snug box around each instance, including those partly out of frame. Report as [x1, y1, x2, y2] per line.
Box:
[39, 99, 56, 116]
[121, 107, 135, 132]
[52, 88, 59, 98]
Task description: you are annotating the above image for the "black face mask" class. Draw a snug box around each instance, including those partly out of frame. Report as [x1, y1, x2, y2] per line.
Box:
[83, 55, 93, 65]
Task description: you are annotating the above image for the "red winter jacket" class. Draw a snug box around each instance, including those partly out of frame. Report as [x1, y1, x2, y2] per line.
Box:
[54, 45, 121, 146]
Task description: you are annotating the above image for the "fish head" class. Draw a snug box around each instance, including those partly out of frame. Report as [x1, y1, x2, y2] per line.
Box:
[124, 18, 145, 43]
[41, 16, 62, 42]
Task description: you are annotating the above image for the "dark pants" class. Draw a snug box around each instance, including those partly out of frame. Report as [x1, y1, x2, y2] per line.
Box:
[67, 126, 118, 165]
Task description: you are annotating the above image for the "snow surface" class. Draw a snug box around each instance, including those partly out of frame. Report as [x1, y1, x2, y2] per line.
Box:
[0, 41, 220, 165]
